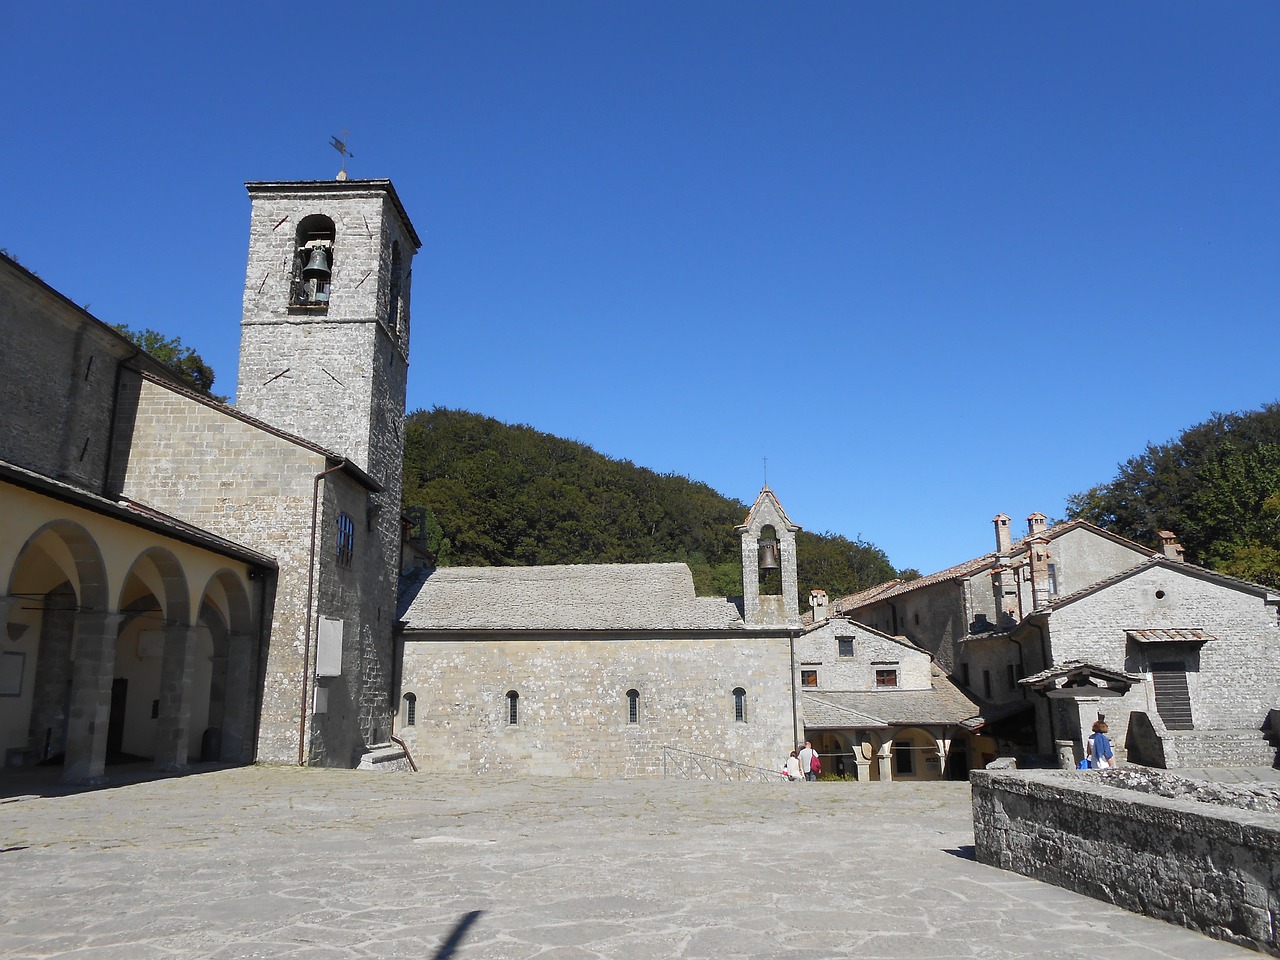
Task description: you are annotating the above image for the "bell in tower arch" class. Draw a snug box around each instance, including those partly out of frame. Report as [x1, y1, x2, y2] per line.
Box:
[301, 245, 331, 303]
[758, 536, 780, 571]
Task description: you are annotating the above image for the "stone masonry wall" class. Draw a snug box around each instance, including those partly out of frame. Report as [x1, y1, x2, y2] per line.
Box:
[398, 634, 795, 778]
[1050, 566, 1280, 732]
[110, 374, 396, 764]
[972, 768, 1280, 955]
[0, 259, 174, 491]
[794, 621, 931, 692]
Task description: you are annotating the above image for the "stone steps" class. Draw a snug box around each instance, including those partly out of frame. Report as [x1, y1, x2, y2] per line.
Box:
[1164, 728, 1278, 768]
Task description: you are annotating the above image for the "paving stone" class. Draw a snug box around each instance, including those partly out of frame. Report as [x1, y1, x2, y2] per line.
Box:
[0, 766, 1266, 959]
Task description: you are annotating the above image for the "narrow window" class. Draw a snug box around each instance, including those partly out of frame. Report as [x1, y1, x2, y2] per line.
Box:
[387, 241, 403, 336]
[403, 692, 417, 726]
[983, 670, 992, 699]
[336, 513, 355, 568]
[1047, 562, 1058, 595]
[733, 687, 747, 723]
[837, 638, 853, 658]
[875, 668, 898, 688]
[801, 670, 818, 688]
[626, 688, 639, 724]
[506, 690, 519, 726]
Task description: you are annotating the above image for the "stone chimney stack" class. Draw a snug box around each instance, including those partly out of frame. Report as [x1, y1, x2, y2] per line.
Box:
[991, 563, 1019, 626]
[1027, 535, 1052, 609]
[809, 589, 829, 622]
[1027, 512, 1048, 538]
[994, 514, 1012, 556]
[1158, 531, 1186, 562]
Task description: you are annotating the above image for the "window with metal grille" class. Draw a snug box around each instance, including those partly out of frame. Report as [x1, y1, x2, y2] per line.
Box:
[838, 638, 853, 657]
[506, 690, 519, 726]
[733, 687, 747, 722]
[402, 692, 416, 726]
[626, 689, 639, 723]
[336, 512, 355, 567]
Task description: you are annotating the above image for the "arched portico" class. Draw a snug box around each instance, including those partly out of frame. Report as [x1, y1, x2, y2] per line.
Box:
[2, 501, 264, 782]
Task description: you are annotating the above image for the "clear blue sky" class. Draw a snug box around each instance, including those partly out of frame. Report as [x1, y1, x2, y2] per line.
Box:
[5, 3, 1277, 577]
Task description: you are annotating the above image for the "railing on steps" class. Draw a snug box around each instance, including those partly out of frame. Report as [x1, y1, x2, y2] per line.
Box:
[661, 746, 784, 783]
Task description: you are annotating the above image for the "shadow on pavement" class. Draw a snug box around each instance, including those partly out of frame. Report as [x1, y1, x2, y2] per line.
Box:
[432, 909, 484, 959]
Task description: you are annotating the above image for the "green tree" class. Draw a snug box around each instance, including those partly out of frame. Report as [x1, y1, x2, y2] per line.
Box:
[402, 406, 901, 601]
[1067, 403, 1280, 587]
[111, 323, 218, 394]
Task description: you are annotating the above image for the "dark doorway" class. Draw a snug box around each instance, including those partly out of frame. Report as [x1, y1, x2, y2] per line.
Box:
[107, 678, 128, 754]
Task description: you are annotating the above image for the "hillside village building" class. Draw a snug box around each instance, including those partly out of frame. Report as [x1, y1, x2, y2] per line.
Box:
[3, 176, 1275, 784]
[836, 515, 1280, 767]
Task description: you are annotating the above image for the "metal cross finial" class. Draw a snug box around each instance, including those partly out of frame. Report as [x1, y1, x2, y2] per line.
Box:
[763, 456, 768, 488]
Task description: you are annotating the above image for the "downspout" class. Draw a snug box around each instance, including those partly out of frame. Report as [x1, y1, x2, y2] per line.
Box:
[298, 460, 348, 766]
[387, 630, 418, 772]
[789, 632, 800, 748]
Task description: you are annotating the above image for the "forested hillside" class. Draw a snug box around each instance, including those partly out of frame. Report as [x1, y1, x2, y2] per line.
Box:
[1068, 402, 1280, 588]
[402, 407, 898, 607]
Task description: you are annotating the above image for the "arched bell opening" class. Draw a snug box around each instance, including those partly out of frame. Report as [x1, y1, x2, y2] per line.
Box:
[756, 524, 782, 596]
[291, 214, 335, 308]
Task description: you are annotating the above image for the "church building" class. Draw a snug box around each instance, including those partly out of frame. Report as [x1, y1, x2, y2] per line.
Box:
[1, 178, 419, 779]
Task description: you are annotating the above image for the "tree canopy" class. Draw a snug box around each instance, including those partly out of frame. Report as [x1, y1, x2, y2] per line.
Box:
[111, 323, 218, 394]
[1067, 402, 1280, 587]
[403, 407, 897, 606]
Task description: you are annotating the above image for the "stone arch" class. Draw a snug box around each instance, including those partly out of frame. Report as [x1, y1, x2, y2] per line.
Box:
[197, 569, 256, 763]
[8, 519, 110, 613]
[112, 547, 193, 760]
[4, 520, 110, 766]
[888, 725, 943, 781]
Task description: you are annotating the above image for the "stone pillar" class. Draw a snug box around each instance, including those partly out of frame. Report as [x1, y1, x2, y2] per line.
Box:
[854, 756, 871, 781]
[0, 596, 15, 634]
[934, 735, 950, 778]
[220, 631, 256, 762]
[1056, 739, 1077, 769]
[877, 742, 894, 782]
[154, 625, 201, 772]
[63, 611, 124, 783]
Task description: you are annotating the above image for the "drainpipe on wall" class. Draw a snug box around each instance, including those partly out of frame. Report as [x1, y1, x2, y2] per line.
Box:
[298, 460, 348, 767]
[789, 632, 800, 748]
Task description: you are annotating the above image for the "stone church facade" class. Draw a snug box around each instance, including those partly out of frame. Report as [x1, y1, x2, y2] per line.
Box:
[0, 178, 418, 779]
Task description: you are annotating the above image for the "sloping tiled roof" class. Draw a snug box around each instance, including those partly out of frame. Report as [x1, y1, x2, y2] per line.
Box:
[801, 670, 987, 730]
[399, 563, 747, 632]
[1126, 628, 1218, 644]
[834, 519, 1159, 614]
[0, 457, 275, 569]
[1035, 556, 1280, 613]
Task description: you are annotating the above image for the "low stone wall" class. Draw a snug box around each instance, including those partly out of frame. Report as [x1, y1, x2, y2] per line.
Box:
[971, 768, 1280, 955]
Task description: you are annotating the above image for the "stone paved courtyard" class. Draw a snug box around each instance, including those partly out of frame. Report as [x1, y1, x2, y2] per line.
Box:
[0, 766, 1265, 959]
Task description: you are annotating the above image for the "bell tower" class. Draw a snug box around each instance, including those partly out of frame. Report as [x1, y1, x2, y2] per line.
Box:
[236, 179, 420, 490]
[736, 487, 801, 628]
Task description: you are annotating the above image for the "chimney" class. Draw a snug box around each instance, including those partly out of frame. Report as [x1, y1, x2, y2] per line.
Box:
[1158, 531, 1185, 562]
[809, 589, 829, 621]
[992, 563, 1019, 626]
[993, 514, 1012, 556]
[1027, 512, 1048, 538]
[1027, 535, 1052, 609]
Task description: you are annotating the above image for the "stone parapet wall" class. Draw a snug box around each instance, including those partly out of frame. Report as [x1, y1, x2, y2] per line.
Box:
[972, 768, 1280, 955]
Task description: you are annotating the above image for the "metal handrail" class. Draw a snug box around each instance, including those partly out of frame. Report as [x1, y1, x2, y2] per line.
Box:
[661, 746, 785, 783]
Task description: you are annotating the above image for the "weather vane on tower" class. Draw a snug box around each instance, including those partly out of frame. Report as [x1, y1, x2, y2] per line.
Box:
[330, 131, 354, 180]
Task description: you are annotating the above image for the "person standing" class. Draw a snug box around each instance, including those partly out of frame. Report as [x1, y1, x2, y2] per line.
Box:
[1087, 720, 1114, 769]
[785, 750, 802, 781]
[797, 742, 814, 781]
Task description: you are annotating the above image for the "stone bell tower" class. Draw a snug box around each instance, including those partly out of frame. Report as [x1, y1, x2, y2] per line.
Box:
[736, 487, 801, 628]
[236, 179, 420, 491]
